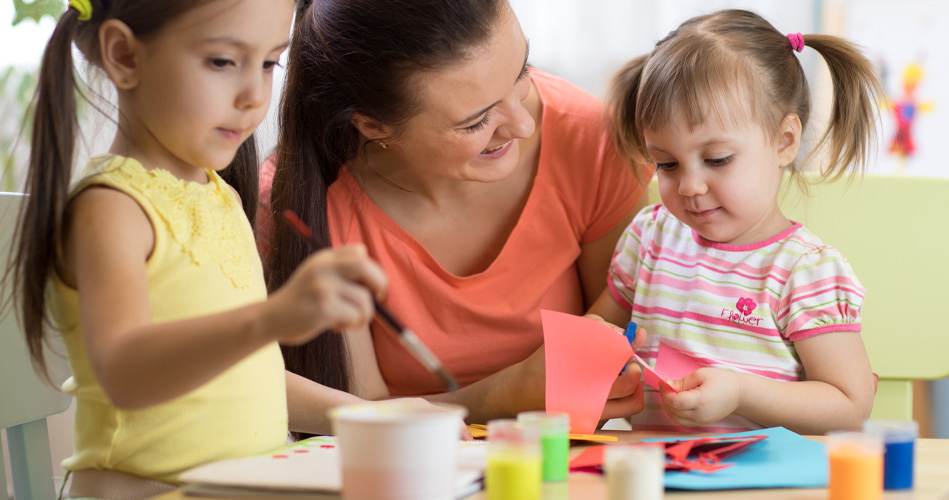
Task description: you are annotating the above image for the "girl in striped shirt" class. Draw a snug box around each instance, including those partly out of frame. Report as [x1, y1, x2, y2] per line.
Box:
[587, 9, 882, 434]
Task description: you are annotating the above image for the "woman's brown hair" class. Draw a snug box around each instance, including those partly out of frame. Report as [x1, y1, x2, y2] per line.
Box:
[266, 0, 504, 396]
[4, 0, 261, 381]
[609, 9, 883, 183]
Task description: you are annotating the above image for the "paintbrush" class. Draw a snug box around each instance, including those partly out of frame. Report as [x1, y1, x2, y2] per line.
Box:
[281, 210, 460, 392]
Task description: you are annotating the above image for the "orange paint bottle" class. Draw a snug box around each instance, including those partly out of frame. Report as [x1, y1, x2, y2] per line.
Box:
[827, 432, 884, 500]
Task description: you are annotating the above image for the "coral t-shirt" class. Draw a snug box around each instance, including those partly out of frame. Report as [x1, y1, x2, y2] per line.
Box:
[259, 69, 642, 395]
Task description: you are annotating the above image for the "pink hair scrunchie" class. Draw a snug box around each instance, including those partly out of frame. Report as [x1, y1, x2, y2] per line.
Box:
[787, 33, 805, 52]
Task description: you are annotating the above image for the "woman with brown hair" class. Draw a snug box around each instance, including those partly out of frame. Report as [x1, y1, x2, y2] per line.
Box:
[261, 0, 651, 431]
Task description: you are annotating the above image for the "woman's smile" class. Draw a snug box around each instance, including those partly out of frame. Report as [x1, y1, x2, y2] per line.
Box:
[478, 139, 513, 159]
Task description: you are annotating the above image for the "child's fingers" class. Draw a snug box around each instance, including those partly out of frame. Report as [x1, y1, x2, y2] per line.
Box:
[332, 284, 376, 329]
[665, 386, 700, 411]
[331, 245, 388, 298]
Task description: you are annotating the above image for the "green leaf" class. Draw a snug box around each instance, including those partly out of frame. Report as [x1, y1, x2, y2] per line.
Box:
[12, 0, 64, 26]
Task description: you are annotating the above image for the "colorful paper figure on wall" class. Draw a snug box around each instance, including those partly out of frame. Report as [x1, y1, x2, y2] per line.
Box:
[884, 62, 933, 173]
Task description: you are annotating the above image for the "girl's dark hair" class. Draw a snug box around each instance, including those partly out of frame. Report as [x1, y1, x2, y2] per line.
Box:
[5, 0, 260, 381]
[608, 9, 883, 183]
[267, 0, 504, 396]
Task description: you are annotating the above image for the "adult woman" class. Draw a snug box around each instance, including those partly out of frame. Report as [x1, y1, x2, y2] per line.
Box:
[261, 0, 650, 432]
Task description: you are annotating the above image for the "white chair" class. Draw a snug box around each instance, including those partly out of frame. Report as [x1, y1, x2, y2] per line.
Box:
[0, 192, 72, 500]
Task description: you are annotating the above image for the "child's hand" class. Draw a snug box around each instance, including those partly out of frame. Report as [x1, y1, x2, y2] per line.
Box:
[266, 244, 388, 345]
[661, 367, 740, 427]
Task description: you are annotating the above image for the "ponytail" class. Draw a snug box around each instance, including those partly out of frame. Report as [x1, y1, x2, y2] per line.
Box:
[219, 137, 260, 226]
[607, 54, 649, 183]
[799, 34, 883, 181]
[9, 8, 84, 381]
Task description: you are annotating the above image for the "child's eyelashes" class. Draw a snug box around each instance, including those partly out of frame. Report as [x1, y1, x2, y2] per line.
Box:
[654, 156, 734, 170]
[207, 58, 284, 72]
[707, 155, 734, 167]
[209, 57, 235, 70]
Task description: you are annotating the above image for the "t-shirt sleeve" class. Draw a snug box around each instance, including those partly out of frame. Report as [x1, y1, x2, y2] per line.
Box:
[779, 248, 865, 341]
[607, 204, 660, 313]
[256, 155, 277, 258]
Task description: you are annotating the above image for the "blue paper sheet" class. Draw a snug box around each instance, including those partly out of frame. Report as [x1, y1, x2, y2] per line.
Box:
[643, 427, 828, 490]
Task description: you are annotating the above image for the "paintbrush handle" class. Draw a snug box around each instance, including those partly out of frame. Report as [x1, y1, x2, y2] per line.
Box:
[282, 210, 458, 391]
[373, 300, 406, 334]
[374, 300, 459, 392]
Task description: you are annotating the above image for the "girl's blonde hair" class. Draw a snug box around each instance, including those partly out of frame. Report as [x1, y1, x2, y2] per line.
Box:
[609, 9, 883, 183]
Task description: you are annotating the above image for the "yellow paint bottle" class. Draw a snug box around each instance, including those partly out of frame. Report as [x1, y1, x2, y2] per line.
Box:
[486, 419, 542, 500]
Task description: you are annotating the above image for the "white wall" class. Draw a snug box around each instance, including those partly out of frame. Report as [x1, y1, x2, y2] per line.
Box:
[827, 0, 947, 177]
[511, 0, 821, 98]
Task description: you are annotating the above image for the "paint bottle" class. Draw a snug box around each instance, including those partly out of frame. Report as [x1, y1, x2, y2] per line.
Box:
[604, 444, 664, 500]
[486, 419, 542, 500]
[863, 420, 918, 490]
[516, 411, 570, 482]
[826, 431, 884, 500]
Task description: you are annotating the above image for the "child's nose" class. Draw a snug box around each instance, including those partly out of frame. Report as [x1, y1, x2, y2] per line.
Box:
[237, 75, 267, 110]
[677, 169, 708, 196]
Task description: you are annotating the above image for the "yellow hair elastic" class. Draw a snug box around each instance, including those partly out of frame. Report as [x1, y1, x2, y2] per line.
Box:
[67, 0, 93, 21]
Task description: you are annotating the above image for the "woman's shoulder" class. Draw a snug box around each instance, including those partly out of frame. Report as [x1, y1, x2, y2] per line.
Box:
[532, 68, 606, 124]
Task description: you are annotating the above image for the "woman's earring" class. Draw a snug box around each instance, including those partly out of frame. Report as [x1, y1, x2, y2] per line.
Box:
[377, 141, 388, 150]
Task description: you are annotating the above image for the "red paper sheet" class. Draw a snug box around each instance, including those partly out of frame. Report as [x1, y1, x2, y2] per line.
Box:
[541, 310, 632, 434]
[542, 310, 705, 433]
[568, 435, 767, 473]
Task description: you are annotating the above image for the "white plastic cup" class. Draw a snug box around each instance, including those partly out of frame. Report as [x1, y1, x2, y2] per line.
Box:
[604, 444, 665, 500]
[331, 400, 467, 500]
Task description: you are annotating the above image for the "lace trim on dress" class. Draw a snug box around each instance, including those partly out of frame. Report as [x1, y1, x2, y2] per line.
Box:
[85, 156, 256, 289]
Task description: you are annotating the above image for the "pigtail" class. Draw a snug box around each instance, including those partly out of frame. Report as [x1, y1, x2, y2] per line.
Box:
[606, 55, 649, 182]
[6, 8, 85, 382]
[799, 35, 883, 181]
[219, 136, 260, 228]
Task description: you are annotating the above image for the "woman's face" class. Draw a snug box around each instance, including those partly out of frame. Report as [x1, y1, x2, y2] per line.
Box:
[382, 7, 535, 184]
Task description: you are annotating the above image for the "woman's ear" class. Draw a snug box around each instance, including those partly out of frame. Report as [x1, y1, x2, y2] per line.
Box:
[351, 113, 396, 143]
[776, 113, 802, 168]
[98, 19, 141, 89]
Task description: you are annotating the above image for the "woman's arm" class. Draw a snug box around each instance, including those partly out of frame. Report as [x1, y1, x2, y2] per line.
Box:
[286, 370, 365, 434]
[662, 331, 875, 434]
[345, 320, 643, 423]
[576, 211, 635, 308]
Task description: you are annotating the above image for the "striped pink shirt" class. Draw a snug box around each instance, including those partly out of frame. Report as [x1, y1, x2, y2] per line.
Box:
[609, 204, 865, 432]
